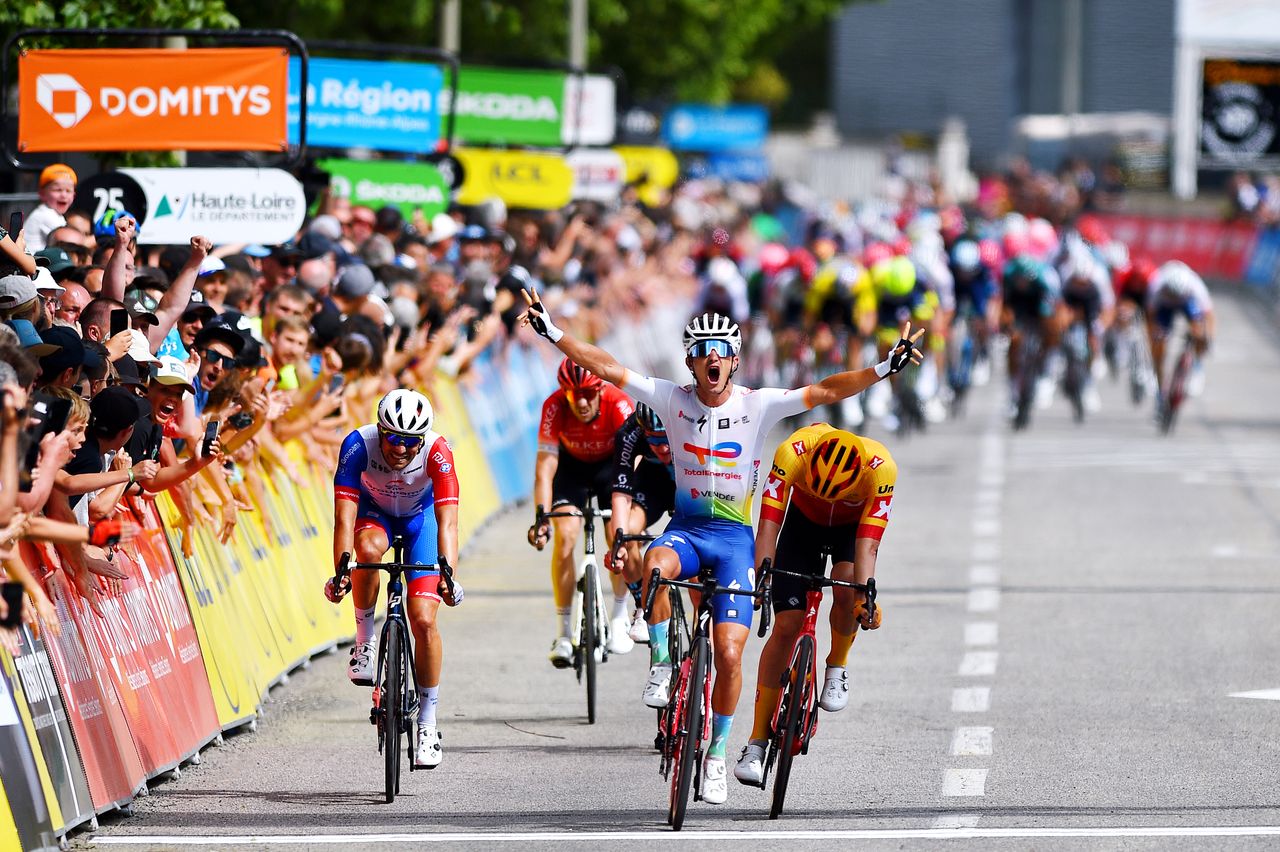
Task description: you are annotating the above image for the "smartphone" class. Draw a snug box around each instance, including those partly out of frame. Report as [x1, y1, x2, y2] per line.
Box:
[328, 373, 345, 394]
[201, 420, 220, 458]
[110, 308, 131, 337]
[0, 582, 24, 629]
[8, 211, 22, 238]
[21, 393, 68, 475]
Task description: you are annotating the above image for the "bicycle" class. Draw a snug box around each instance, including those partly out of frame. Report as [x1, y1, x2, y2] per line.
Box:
[1061, 320, 1090, 424]
[332, 538, 456, 804]
[1157, 332, 1195, 435]
[753, 558, 875, 819]
[642, 563, 762, 831]
[946, 309, 976, 418]
[539, 498, 613, 724]
[611, 530, 659, 635]
[1011, 323, 1044, 431]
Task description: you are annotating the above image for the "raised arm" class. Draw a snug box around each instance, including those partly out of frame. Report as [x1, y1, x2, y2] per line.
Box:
[149, 236, 210, 349]
[804, 322, 924, 409]
[519, 288, 628, 386]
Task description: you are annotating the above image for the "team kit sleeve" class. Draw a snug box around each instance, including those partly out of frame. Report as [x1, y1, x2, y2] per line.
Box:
[537, 393, 562, 456]
[333, 430, 368, 504]
[611, 418, 643, 495]
[620, 371, 676, 410]
[758, 439, 799, 526]
[758, 386, 812, 427]
[857, 453, 899, 541]
[426, 437, 460, 506]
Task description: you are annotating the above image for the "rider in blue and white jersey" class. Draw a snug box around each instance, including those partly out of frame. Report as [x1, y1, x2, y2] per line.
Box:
[520, 292, 919, 806]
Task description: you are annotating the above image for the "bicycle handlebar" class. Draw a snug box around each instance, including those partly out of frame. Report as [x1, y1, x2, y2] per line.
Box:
[540, 507, 613, 521]
[753, 561, 876, 637]
[332, 551, 458, 602]
[642, 563, 770, 622]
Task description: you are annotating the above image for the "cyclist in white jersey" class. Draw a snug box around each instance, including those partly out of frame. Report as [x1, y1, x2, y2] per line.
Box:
[521, 291, 920, 805]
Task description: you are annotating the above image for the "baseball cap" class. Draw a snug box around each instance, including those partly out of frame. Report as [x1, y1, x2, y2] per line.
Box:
[309, 215, 344, 242]
[126, 329, 160, 364]
[113, 354, 146, 389]
[181, 290, 218, 322]
[428, 213, 459, 245]
[123, 287, 160, 325]
[458, 224, 488, 242]
[235, 334, 268, 369]
[334, 264, 376, 299]
[270, 243, 304, 262]
[5, 319, 60, 356]
[33, 266, 64, 294]
[38, 326, 102, 377]
[89, 386, 144, 437]
[35, 247, 76, 279]
[243, 244, 272, 258]
[39, 163, 77, 188]
[0, 273, 37, 307]
[299, 231, 335, 260]
[197, 256, 227, 277]
[193, 319, 246, 355]
[153, 355, 195, 394]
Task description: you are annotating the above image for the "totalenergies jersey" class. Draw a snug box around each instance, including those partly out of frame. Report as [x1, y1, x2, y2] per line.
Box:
[759, 424, 897, 539]
[622, 371, 811, 525]
[538, 384, 634, 463]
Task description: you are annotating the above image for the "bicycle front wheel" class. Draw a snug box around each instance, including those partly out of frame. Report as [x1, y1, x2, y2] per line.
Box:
[670, 637, 708, 831]
[770, 635, 813, 819]
[583, 561, 599, 724]
[383, 625, 403, 804]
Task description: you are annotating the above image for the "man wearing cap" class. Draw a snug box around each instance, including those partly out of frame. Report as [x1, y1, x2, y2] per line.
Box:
[262, 244, 303, 291]
[196, 256, 230, 312]
[120, 233, 210, 354]
[35, 246, 78, 283]
[427, 212, 460, 265]
[156, 290, 217, 361]
[59, 386, 159, 509]
[324, 264, 376, 321]
[457, 224, 490, 269]
[191, 320, 244, 415]
[37, 326, 102, 389]
[34, 267, 65, 327]
[122, 356, 225, 494]
[0, 271, 40, 325]
[25, 164, 77, 253]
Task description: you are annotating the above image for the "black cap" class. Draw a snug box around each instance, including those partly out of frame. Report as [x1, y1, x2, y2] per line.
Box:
[234, 334, 268, 369]
[90, 386, 144, 437]
[271, 243, 304, 262]
[298, 231, 335, 260]
[38, 326, 102, 378]
[180, 290, 218, 322]
[114, 354, 146, 388]
[193, 319, 245, 355]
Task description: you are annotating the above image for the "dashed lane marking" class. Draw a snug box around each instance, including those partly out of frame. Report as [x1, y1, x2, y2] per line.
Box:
[942, 768, 989, 796]
[952, 687, 991, 712]
[950, 726, 994, 756]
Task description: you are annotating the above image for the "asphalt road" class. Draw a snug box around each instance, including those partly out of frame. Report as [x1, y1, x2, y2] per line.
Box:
[87, 290, 1280, 850]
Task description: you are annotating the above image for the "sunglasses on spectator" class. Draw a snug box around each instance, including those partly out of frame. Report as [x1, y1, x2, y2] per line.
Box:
[644, 430, 669, 446]
[687, 339, 734, 358]
[380, 430, 424, 450]
[201, 349, 236, 368]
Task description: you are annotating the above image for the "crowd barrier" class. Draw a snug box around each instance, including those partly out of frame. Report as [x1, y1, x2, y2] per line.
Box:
[0, 340, 558, 847]
[1096, 213, 1258, 280]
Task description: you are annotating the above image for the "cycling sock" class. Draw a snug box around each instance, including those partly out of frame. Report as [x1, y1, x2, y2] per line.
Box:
[827, 628, 856, 667]
[708, 713, 733, 759]
[417, 686, 438, 726]
[354, 606, 376, 646]
[751, 686, 780, 740]
[556, 607, 571, 638]
[611, 594, 630, 622]
[649, 620, 671, 665]
[627, 581, 643, 607]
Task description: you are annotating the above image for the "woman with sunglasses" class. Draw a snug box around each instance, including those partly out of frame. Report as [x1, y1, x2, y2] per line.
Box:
[329, 388, 463, 770]
[528, 358, 637, 666]
[607, 402, 675, 644]
[522, 293, 921, 807]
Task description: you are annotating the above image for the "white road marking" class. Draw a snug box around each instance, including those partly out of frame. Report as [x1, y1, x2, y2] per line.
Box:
[967, 588, 1001, 613]
[972, 541, 1000, 560]
[1212, 544, 1240, 558]
[932, 814, 982, 829]
[958, 651, 998, 677]
[972, 518, 1001, 538]
[974, 488, 1001, 505]
[978, 472, 1004, 487]
[968, 565, 1000, 585]
[965, 622, 999, 646]
[1230, 688, 1280, 701]
[89, 826, 1280, 844]
[952, 687, 991, 712]
[950, 726, 994, 756]
[942, 767, 988, 796]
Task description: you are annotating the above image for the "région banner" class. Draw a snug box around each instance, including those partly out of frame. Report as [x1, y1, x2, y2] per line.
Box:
[18, 48, 289, 153]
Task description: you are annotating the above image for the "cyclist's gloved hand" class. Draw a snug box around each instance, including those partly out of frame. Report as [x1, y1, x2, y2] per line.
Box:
[324, 574, 349, 604]
[441, 577, 464, 607]
[856, 600, 883, 630]
[528, 505, 550, 550]
[520, 288, 564, 343]
[876, 321, 926, 377]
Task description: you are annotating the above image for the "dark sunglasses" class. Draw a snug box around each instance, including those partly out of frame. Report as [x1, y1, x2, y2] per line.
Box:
[201, 349, 236, 368]
[381, 430, 424, 450]
[687, 339, 734, 358]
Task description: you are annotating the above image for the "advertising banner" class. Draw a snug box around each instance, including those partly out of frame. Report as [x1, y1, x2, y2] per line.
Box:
[614, 145, 679, 206]
[1098, 214, 1257, 279]
[77, 168, 306, 246]
[0, 651, 58, 852]
[684, 151, 771, 182]
[320, 158, 450, 219]
[443, 66, 566, 147]
[455, 148, 573, 209]
[1200, 58, 1280, 167]
[18, 48, 289, 153]
[567, 148, 626, 202]
[288, 57, 443, 153]
[663, 103, 769, 152]
[563, 74, 617, 146]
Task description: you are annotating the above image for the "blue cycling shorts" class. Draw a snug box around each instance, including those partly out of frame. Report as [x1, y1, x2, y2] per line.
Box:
[1153, 298, 1204, 332]
[650, 517, 757, 628]
[355, 494, 439, 589]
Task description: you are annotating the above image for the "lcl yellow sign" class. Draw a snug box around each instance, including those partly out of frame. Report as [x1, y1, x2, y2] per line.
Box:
[455, 148, 572, 209]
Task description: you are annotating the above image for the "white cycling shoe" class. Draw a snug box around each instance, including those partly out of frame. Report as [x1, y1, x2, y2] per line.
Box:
[347, 642, 375, 686]
[608, 617, 635, 655]
[702, 756, 728, 804]
[734, 742, 766, 786]
[414, 725, 442, 769]
[548, 636, 573, 669]
[642, 663, 672, 708]
[627, 610, 650, 645]
[819, 665, 849, 712]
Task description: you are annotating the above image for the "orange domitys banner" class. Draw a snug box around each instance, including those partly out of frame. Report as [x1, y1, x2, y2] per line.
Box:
[18, 48, 289, 153]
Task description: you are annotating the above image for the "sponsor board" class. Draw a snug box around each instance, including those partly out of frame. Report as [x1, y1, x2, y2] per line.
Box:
[443, 66, 565, 147]
[320, 159, 450, 219]
[663, 103, 768, 152]
[1200, 58, 1280, 167]
[567, 148, 625, 201]
[18, 48, 288, 152]
[455, 148, 573, 210]
[563, 74, 617, 146]
[288, 57, 443, 153]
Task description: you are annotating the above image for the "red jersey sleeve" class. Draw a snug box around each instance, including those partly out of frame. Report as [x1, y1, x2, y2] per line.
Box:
[427, 436, 460, 506]
[538, 393, 563, 455]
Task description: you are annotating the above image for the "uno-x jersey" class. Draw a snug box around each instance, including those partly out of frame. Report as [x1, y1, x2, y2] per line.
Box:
[334, 424, 459, 518]
[622, 372, 810, 525]
[759, 424, 897, 540]
[538, 384, 634, 463]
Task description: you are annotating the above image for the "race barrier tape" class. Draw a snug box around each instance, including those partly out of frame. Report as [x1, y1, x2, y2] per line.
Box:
[1, 352, 551, 842]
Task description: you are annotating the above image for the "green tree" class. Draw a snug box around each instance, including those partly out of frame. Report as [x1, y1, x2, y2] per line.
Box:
[0, 0, 237, 31]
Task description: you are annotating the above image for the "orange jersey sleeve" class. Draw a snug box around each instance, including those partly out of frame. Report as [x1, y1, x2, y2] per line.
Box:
[855, 448, 898, 541]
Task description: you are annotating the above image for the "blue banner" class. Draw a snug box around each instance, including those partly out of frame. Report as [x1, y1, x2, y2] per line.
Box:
[707, 151, 771, 182]
[1243, 227, 1280, 289]
[662, 104, 768, 152]
[288, 57, 443, 153]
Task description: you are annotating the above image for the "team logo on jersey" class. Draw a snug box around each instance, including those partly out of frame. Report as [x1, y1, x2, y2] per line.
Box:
[718, 418, 730, 428]
[696, 414, 708, 431]
[682, 440, 741, 467]
[868, 455, 884, 469]
[763, 473, 783, 501]
[677, 409, 696, 423]
[792, 440, 807, 456]
[872, 496, 893, 519]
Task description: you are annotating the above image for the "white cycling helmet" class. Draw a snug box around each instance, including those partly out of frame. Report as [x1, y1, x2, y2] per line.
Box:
[683, 312, 742, 355]
[378, 389, 434, 436]
[1162, 260, 1198, 298]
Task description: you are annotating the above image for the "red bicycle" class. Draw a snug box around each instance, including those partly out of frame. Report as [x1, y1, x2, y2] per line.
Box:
[754, 558, 876, 819]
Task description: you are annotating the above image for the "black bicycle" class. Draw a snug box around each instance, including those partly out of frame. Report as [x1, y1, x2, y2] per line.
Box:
[332, 538, 456, 804]
[643, 564, 764, 831]
[539, 499, 613, 724]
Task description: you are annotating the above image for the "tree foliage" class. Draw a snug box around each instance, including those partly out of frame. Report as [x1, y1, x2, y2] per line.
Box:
[0, 0, 237, 32]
